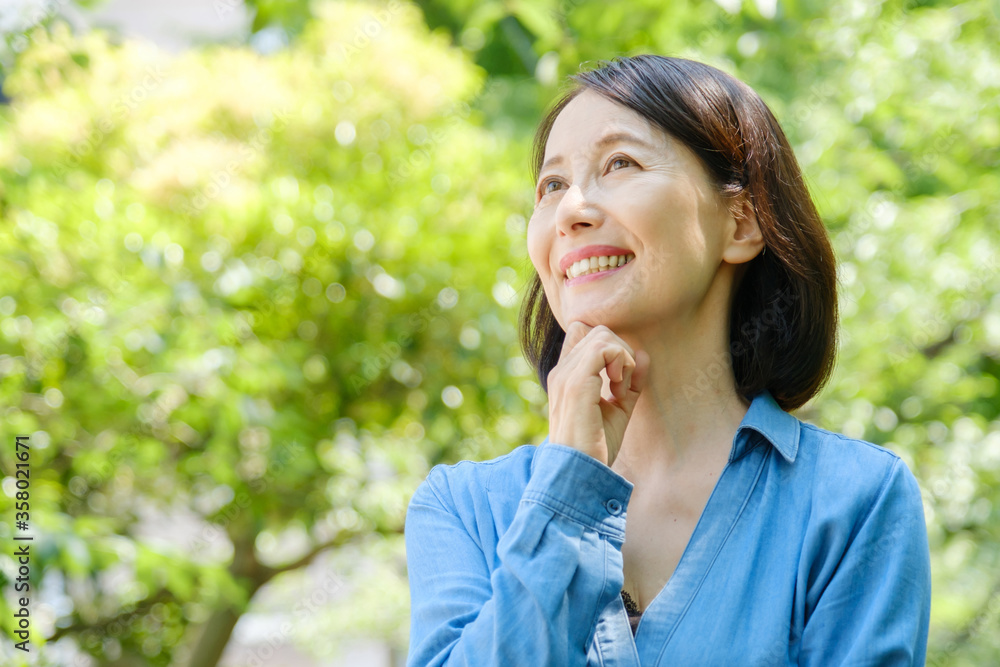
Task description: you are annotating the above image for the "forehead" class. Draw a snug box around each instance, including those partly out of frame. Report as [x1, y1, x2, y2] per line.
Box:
[544, 89, 666, 156]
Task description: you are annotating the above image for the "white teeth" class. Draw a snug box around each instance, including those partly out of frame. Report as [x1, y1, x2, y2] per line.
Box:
[566, 253, 634, 279]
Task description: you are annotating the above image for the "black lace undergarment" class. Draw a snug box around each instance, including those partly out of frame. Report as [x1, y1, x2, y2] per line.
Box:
[621, 590, 642, 636]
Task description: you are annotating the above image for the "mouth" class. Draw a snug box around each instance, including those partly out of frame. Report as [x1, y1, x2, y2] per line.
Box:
[564, 253, 635, 286]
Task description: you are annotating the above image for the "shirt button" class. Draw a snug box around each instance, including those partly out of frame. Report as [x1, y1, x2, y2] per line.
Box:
[605, 498, 623, 515]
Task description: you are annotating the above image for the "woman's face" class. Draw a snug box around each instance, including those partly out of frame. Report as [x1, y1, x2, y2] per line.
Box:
[527, 89, 749, 336]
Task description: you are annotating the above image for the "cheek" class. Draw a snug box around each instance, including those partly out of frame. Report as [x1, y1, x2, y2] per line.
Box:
[525, 222, 548, 276]
[525, 218, 562, 315]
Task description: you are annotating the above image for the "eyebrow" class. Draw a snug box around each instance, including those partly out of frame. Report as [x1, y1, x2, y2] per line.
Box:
[538, 131, 657, 177]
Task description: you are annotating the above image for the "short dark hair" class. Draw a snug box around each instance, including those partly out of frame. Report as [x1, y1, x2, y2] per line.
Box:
[518, 55, 838, 411]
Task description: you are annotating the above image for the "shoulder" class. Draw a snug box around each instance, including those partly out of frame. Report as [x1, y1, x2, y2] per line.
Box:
[792, 420, 924, 526]
[797, 420, 903, 467]
[745, 390, 919, 507]
[408, 443, 539, 512]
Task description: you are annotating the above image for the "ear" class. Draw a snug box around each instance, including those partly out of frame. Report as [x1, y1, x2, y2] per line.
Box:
[721, 193, 765, 265]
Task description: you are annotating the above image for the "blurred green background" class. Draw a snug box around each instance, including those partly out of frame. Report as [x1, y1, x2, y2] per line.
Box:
[0, 0, 998, 664]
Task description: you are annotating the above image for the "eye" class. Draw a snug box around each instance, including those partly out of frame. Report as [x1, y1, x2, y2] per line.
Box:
[608, 156, 633, 172]
[538, 178, 563, 197]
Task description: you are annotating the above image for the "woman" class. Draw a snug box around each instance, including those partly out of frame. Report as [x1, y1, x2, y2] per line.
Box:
[404, 55, 931, 666]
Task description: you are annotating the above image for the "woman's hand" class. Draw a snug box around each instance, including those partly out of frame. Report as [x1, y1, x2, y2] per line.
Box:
[546, 322, 650, 467]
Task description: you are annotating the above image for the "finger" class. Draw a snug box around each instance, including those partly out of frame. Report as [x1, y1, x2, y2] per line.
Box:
[614, 349, 649, 417]
[629, 349, 650, 394]
[607, 353, 625, 384]
[611, 348, 637, 401]
[603, 347, 633, 401]
[556, 326, 634, 397]
[558, 320, 593, 361]
[591, 325, 635, 360]
[620, 350, 636, 387]
[562, 338, 628, 392]
[610, 373, 628, 402]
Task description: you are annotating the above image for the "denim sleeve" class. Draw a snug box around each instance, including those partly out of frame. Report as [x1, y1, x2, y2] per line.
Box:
[799, 457, 932, 666]
[404, 443, 633, 667]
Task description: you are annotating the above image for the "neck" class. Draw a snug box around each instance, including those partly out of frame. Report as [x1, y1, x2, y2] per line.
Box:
[609, 279, 751, 486]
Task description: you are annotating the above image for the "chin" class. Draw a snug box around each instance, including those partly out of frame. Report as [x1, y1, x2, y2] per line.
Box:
[563, 308, 627, 330]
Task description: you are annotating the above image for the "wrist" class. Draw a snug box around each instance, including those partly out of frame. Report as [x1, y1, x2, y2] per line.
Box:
[549, 433, 606, 465]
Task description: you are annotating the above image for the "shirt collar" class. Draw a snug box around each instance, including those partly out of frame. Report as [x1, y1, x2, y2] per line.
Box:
[730, 389, 800, 464]
[535, 389, 800, 470]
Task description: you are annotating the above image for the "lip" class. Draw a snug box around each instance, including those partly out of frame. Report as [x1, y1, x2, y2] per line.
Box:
[558, 244, 634, 275]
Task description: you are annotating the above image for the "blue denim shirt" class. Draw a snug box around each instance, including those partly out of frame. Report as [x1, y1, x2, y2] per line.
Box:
[404, 390, 932, 666]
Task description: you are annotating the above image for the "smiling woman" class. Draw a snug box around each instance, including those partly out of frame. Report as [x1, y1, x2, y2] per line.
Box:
[404, 55, 931, 666]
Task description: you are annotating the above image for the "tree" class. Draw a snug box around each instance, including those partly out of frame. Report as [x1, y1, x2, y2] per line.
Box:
[0, 2, 545, 663]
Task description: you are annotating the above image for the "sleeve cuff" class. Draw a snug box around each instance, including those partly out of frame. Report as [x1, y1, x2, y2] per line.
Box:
[522, 438, 635, 540]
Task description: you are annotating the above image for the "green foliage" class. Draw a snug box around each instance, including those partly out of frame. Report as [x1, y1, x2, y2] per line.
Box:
[0, 0, 998, 664]
[0, 2, 544, 663]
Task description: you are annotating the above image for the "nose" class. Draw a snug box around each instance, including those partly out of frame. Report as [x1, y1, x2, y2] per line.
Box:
[555, 182, 604, 236]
